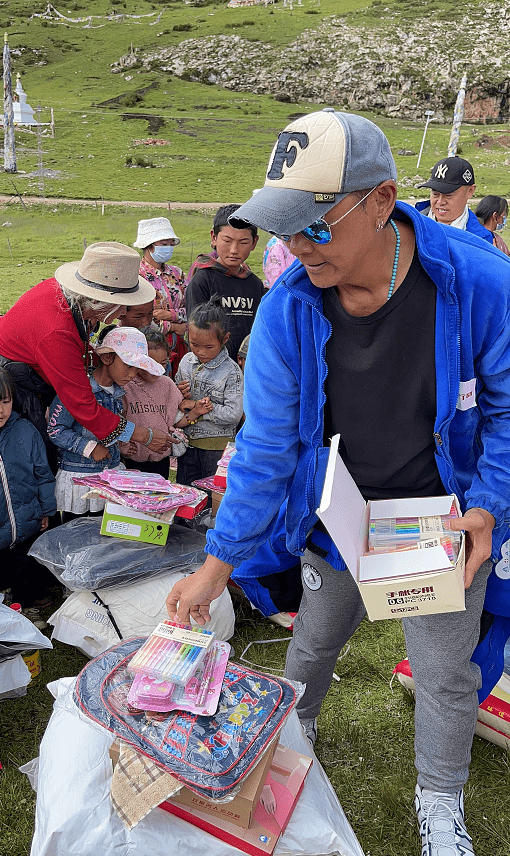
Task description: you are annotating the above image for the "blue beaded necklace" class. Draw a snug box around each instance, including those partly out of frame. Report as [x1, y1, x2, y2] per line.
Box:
[386, 219, 400, 301]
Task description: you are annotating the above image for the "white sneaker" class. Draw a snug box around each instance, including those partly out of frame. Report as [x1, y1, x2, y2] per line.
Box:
[299, 717, 317, 747]
[415, 784, 475, 855]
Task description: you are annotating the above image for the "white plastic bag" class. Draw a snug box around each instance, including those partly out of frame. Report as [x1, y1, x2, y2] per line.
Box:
[48, 573, 234, 658]
[0, 654, 31, 698]
[0, 602, 53, 651]
[28, 678, 365, 856]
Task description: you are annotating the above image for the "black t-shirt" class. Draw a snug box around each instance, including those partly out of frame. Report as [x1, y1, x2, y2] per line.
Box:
[186, 268, 265, 359]
[322, 249, 444, 501]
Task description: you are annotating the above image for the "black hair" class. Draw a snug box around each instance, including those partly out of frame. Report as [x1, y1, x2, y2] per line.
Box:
[95, 324, 117, 347]
[188, 297, 228, 343]
[213, 203, 258, 240]
[475, 195, 508, 226]
[0, 367, 15, 401]
[140, 325, 169, 353]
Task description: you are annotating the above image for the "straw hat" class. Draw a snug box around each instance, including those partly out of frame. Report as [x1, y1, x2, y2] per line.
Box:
[54, 242, 155, 306]
[133, 217, 180, 249]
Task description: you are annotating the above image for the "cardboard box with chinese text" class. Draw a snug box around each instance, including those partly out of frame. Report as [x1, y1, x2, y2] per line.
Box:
[317, 435, 465, 621]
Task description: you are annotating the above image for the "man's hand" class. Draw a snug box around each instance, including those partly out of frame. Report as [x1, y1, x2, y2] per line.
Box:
[131, 425, 173, 453]
[147, 428, 173, 453]
[166, 556, 233, 625]
[447, 507, 495, 588]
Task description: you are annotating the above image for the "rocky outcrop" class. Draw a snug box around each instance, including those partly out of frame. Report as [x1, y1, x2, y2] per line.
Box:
[111, 3, 510, 122]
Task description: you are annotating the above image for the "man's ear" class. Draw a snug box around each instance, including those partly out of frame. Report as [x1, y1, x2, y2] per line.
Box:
[223, 331, 231, 345]
[100, 352, 115, 366]
[252, 234, 259, 249]
[372, 180, 398, 222]
[467, 185, 475, 201]
[210, 229, 216, 248]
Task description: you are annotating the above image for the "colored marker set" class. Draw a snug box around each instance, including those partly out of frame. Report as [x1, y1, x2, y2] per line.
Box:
[128, 621, 216, 685]
[369, 503, 460, 547]
[127, 640, 230, 716]
[367, 502, 461, 564]
[369, 534, 460, 564]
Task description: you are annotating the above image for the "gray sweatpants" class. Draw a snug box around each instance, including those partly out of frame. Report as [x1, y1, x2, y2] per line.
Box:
[284, 547, 492, 793]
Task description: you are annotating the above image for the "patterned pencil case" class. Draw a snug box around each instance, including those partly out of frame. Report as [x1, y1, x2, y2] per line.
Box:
[74, 636, 299, 800]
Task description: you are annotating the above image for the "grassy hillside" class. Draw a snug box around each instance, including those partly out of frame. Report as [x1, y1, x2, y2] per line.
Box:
[2, 0, 510, 203]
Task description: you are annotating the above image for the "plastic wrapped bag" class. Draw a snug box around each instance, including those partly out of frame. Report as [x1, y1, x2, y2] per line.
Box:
[28, 677, 365, 856]
[0, 654, 32, 699]
[48, 576, 234, 659]
[74, 637, 301, 801]
[0, 602, 53, 650]
[29, 517, 208, 591]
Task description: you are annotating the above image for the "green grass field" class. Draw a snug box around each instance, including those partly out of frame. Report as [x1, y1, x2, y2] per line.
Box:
[1, 593, 509, 856]
[1, 1, 510, 854]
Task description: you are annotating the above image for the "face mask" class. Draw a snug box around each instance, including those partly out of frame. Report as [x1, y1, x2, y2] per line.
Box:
[496, 217, 507, 232]
[151, 245, 174, 263]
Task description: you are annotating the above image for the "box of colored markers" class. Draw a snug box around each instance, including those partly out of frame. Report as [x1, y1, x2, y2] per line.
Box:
[317, 434, 465, 621]
[128, 621, 215, 685]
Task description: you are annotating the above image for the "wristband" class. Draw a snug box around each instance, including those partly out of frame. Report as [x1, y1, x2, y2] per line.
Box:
[143, 428, 154, 447]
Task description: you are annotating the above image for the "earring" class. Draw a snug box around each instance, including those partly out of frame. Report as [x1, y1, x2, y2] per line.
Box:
[376, 220, 384, 233]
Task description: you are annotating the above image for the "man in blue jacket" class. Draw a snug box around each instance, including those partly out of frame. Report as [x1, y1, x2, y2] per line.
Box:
[416, 156, 493, 244]
[167, 109, 510, 856]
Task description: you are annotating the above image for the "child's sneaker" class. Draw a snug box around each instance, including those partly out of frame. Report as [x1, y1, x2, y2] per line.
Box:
[415, 784, 475, 855]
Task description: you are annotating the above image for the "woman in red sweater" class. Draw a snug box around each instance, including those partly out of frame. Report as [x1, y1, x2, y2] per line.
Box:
[0, 242, 174, 469]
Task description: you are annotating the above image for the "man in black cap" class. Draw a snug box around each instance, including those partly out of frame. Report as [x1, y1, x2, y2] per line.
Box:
[416, 156, 492, 243]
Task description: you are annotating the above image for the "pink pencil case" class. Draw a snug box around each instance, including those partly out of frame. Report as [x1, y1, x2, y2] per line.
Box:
[127, 640, 230, 717]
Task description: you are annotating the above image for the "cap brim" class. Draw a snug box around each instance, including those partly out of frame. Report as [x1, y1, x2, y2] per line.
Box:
[417, 180, 468, 194]
[126, 355, 165, 375]
[230, 186, 347, 236]
[54, 263, 156, 306]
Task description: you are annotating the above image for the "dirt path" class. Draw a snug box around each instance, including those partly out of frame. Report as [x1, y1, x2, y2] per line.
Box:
[0, 195, 225, 210]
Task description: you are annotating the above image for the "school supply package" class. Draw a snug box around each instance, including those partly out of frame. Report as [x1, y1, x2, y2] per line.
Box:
[318, 434, 465, 620]
[213, 442, 236, 489]
[161, 744, 313, 856]
[28, 677, 366, 856]
[72, 469, 205, 520]
[74, 635, 300, 801]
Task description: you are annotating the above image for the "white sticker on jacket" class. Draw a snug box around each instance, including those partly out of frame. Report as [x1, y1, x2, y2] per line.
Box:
[495, 539, 510, 580]
[456, 378, 476, 411]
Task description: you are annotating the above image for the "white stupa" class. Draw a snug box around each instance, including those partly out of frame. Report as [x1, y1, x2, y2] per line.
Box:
[13, 73, 38, 125]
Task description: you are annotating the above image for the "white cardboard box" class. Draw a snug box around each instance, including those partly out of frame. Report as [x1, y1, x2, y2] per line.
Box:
[317, 434, 465, 621]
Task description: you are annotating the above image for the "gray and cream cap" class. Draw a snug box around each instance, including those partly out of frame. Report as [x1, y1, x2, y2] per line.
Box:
[230, 109, 397, 236]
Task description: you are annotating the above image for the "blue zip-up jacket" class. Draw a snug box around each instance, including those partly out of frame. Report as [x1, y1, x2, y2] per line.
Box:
[47, 377, 125, 473]
[0, 411, 56, 549]
[415, 200, 493, 245]
[207, 201, 510, 700]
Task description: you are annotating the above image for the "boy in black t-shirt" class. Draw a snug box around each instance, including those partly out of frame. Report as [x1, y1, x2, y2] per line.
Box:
[186, 204, 265, 360]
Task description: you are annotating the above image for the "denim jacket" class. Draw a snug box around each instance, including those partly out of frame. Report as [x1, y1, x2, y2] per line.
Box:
[47, 377, 124, 472]
[175, 347, 244, 441]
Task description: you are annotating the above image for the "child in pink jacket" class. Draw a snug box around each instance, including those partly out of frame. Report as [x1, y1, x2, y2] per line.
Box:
[119, 328, 186, 479]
